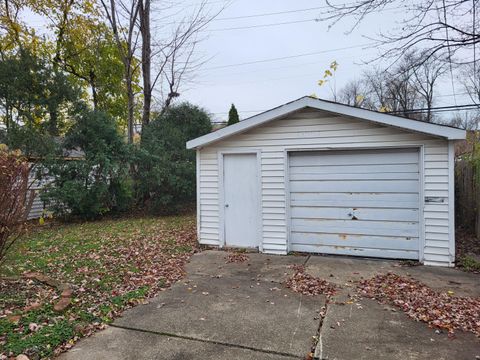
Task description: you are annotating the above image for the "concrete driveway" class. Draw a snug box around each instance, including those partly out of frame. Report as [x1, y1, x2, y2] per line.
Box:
[61, 251, 480, 360]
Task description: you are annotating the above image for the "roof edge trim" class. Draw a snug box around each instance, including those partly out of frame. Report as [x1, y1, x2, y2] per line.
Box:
[186, 97, 466, 149]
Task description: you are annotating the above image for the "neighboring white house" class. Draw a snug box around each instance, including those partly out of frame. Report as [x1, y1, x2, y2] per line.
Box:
[27, 148, 85, 220]
[187, 97, 466, 267]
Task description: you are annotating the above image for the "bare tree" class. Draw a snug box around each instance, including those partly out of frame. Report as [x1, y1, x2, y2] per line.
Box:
[445, 111, 480, 130]
[0, 149, 34, 264]
[360, 66, 424, 118]
[324, 0, 480, 69]
[138, 1, 218, 125]
[100, 0, 219, 132]
[100, 0, 141, 144]
[462, 63, 480, 104]
[337, 78, 371, 108]
[408, 52, 448, 121]
[338, 52, 445, 121]
[139, 0, 152, 126]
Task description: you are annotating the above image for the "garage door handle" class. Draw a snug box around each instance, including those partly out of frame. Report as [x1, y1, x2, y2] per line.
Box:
[225, 204, 229, 208]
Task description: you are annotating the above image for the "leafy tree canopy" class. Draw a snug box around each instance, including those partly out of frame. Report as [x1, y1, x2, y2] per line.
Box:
[137, 102, 212, 213]
[41, 107, 133, 219]
[0, 49, 80, 137]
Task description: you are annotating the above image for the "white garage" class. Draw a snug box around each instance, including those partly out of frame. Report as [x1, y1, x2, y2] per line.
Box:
[187, 97, 466, 267]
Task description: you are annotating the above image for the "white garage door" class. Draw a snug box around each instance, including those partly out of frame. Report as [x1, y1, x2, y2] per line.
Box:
[289, 148, 420, 259]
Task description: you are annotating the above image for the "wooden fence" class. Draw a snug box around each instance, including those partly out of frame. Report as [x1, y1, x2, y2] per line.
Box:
[455, 159, 480, 237]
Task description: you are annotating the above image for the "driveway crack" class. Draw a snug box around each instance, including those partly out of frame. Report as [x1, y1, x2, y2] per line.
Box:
[110, 323, 303, 359]
[312, 302, 328, 360]
[303, 255, 311, 266]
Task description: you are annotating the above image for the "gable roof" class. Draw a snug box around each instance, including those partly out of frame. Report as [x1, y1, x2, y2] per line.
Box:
[186, 96, 466, 149]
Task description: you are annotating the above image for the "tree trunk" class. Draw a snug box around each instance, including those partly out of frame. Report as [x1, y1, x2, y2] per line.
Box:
[89, 70, 98, 110]
[48, 108, 59, 136]
[126, 69, 135, 144]
[140, 0, 152, 126]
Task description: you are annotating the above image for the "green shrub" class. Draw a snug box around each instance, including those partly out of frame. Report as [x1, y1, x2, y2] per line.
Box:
[41, 107, 133, 219]
[227, 103, 239, 125]
[136, 103, 212, 213]
[458, 255, 480, 272]
[4, 125, 60, 158]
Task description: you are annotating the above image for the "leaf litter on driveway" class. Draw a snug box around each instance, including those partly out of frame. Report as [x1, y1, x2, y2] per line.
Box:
[357, 272, 480, 337]
[285, 265, 337, 298]
[225, 251, 249, 264]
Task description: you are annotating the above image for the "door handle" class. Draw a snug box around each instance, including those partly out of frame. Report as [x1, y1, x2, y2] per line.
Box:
[225, 204, 229, 208]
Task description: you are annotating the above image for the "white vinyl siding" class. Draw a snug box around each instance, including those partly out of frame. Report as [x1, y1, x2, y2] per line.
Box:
[27, 169, 52, 220]
[197, 108, 453, 265]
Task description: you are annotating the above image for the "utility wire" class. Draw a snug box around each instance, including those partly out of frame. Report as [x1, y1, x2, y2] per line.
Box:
[211, 103, 479, 117]
[213, 5, 332, 21]
[203, 43, 373, 70]
[209, 5, 405, 31]
[388, 103, 479, 114]
[210, 18, 319, 31]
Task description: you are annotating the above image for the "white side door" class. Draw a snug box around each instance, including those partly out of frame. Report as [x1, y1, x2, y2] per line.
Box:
[223, 153, 259, 248]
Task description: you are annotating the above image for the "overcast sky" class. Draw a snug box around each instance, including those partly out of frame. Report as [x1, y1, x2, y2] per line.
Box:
[22, 0, 474, 122]
[173, 0, 471, 121]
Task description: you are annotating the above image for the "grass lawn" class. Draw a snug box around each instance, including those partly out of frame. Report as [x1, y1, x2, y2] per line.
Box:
[0, 214, 197, 359]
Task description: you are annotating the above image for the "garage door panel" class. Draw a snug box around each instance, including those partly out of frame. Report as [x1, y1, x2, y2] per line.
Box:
[290, 180, 419, 193]
[289, 172, 419, 181]
[289, 149, 418, 166]
[289, 148, 420, 260]
[291, 199, 418, 209]
[291, 207, 419, 222]
[290, 232, 419, 251]
[289, 244, 418, 260]
[292, 219, 419, 237]
[291, 192, 419, 206]
[289, 163, 419, 175]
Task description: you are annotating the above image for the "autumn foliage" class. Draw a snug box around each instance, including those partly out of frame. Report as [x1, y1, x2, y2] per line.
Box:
[0, 146, 34, 263]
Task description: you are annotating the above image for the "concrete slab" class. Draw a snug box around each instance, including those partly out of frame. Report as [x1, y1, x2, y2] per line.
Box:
[305, 255, 480, 297]
[318, 298, 480, 360]
[60, 251, 479, 360]
[60, 326, 298, 360]
[305, 255, 394, 287]
[186, 250, 307, 283]
[114, 251, 323, 357]
[394, 265, 480, 298]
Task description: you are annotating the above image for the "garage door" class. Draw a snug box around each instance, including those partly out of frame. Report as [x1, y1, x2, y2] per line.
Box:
[288, 148, 420, 259]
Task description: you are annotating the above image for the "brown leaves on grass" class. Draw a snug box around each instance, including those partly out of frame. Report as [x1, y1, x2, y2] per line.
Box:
[285, 265, 337, 297]
[0, 278, 55, 316]
[1, 216, 198, 358]
[357, 273, 480, 337]
[225, 252, 249, 264]
[65, 226, 198, 326]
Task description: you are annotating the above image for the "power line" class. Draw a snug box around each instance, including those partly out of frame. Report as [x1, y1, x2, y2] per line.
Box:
[209, 5, 405, 31]
[388, 104, 479, 114]
[211, 109, 266, 115]
[213, 6, 330, 21]
[210, 18, 318, 31]
[210, 103, 479, 118]
[203, 43, 373, 70]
